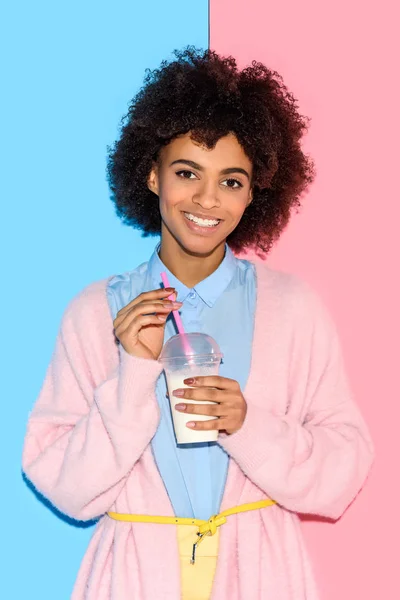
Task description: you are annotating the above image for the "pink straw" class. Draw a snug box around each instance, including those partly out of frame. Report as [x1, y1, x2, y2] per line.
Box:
[160, 272, 185, 335]
[160, 272, 194, 364]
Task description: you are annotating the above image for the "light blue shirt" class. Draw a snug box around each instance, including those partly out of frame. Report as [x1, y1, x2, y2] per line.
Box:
[106, 243, 256, 520]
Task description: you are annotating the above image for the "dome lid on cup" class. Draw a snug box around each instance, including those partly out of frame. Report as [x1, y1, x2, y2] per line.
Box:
[159, 332, 223, 363]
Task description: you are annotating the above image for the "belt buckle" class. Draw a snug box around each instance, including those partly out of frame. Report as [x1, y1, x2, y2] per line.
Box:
[190, 532, 206, 565]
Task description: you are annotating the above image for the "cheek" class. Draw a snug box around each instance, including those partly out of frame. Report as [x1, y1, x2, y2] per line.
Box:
[227, 197, 250, 223]
[158, 180, 186, 215]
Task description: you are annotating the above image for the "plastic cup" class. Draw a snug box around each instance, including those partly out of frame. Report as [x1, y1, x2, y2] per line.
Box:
[159, 332, 223, 444]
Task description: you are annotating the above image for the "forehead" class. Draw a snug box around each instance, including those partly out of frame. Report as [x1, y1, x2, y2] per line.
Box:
[160, 132, 252, 171]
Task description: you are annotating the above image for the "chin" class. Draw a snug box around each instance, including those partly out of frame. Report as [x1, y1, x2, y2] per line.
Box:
[181, 238, 223, 257]
[176, 230, 227, 257]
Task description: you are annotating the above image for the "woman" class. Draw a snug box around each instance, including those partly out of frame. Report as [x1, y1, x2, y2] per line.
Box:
[22, 47, 374, 599]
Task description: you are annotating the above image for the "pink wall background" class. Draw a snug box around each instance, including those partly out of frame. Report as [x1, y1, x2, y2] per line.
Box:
[211, 1, 399, 598]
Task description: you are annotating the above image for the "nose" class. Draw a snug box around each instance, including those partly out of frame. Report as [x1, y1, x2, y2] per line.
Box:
[192, 181, 220, 210]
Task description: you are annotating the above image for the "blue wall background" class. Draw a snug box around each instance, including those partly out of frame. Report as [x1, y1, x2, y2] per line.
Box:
[1, 1, 208, 596]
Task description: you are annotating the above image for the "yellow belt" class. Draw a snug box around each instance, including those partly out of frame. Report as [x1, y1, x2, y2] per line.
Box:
[108, 499, 276, 564]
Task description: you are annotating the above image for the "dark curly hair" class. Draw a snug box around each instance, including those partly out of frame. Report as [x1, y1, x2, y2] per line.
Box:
[106, 46, 316, 256]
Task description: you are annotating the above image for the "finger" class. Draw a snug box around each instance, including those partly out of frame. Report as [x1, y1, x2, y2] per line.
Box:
[175, 402, 226, 417]
[116, 313, 167, 340]
[116, 305, 171, 335]
[115, 300, 181, 332]
[182, 376, 240, 391]
[186, 417, 227, 431]
[114, 298, 180, 327]
[115, 288, 177, 320]
[172, 387, 226, 403]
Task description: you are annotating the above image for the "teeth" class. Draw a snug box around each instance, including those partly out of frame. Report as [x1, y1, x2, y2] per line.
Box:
[184, 213, 220, 227]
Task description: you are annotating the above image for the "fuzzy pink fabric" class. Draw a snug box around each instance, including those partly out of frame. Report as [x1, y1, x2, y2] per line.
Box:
[22, 263, 374, 599]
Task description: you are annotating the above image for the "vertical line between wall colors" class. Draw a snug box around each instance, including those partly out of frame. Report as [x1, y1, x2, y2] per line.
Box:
[208, 0, 210, 48]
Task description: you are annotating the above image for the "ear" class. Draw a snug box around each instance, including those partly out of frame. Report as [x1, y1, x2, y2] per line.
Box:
[147, 162, 159, 196]
[247, 189, 253, 207]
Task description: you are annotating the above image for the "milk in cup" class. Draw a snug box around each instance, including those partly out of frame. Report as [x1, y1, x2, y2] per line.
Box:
[159, 332, 223, 444]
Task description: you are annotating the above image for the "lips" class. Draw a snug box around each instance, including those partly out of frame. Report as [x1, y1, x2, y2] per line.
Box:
[181, 211, 223, 235]
[184, 213, 220, 227]
[183, 211, 222, 221]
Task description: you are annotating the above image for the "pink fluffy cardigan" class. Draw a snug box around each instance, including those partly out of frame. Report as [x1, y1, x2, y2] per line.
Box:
[22, 262, 374, 599]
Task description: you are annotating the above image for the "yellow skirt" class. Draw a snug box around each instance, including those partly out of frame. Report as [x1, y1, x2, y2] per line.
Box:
[177, 524, 219, 600]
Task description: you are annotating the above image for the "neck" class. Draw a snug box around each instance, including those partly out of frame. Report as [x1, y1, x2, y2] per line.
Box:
[159, 227, 226, 288]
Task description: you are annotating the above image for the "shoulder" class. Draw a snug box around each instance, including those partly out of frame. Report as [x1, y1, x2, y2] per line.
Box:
[252, 261, 336, 332]
[252, 260, 314, 303]
[107, 260, 148, 291]
[60, 276, 118, 356]
[62, 277, 115, 326]
[106, 261, 148, 318]
[61, 258, 149, 335]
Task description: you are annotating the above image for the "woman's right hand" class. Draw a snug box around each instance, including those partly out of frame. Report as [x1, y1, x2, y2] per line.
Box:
[113, 288, 183, 360]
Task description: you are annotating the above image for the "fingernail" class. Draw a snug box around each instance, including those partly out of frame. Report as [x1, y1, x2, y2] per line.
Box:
[175, 404, 186, 411]
[173, 389, 184, 397]
[184, 378, 195, 385]
[187, 422, 195, 428]
[164, 287, 175, 292]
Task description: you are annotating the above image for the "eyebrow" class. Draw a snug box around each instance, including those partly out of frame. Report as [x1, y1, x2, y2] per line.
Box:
[169, 159, 250, 181]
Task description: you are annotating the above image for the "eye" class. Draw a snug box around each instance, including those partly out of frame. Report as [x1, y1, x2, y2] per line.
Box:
[175, 171, 243, 189]
[221, 178, 243, 189]
[176, 170, 197, 179]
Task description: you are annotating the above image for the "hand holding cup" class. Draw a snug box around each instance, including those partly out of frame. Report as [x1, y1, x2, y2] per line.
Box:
[173, 375, 247, 435]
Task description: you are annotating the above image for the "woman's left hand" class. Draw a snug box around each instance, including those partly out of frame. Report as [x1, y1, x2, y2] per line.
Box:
[172, 376, 247, 435]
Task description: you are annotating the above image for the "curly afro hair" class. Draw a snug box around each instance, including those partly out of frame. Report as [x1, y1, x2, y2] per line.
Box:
[106, 46, 316, 256]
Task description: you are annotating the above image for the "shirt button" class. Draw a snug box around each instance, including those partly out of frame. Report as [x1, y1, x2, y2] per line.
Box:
[189, 291, 196, 299]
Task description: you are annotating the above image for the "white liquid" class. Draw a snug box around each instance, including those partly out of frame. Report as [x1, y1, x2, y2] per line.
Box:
[165, 368, 219, 444]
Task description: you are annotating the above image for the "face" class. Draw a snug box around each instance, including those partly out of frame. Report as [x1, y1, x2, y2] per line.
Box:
[147, 132, 253, 256]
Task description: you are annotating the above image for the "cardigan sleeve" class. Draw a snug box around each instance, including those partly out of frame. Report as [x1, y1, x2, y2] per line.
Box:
[219, 282, 375, 520]
[22, 281, 163, 521]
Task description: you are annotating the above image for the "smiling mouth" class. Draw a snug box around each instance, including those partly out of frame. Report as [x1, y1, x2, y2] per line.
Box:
[183, 212, 222, 228]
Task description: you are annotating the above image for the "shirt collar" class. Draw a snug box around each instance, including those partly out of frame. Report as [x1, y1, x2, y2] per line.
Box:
[148, 242, 237, 308]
